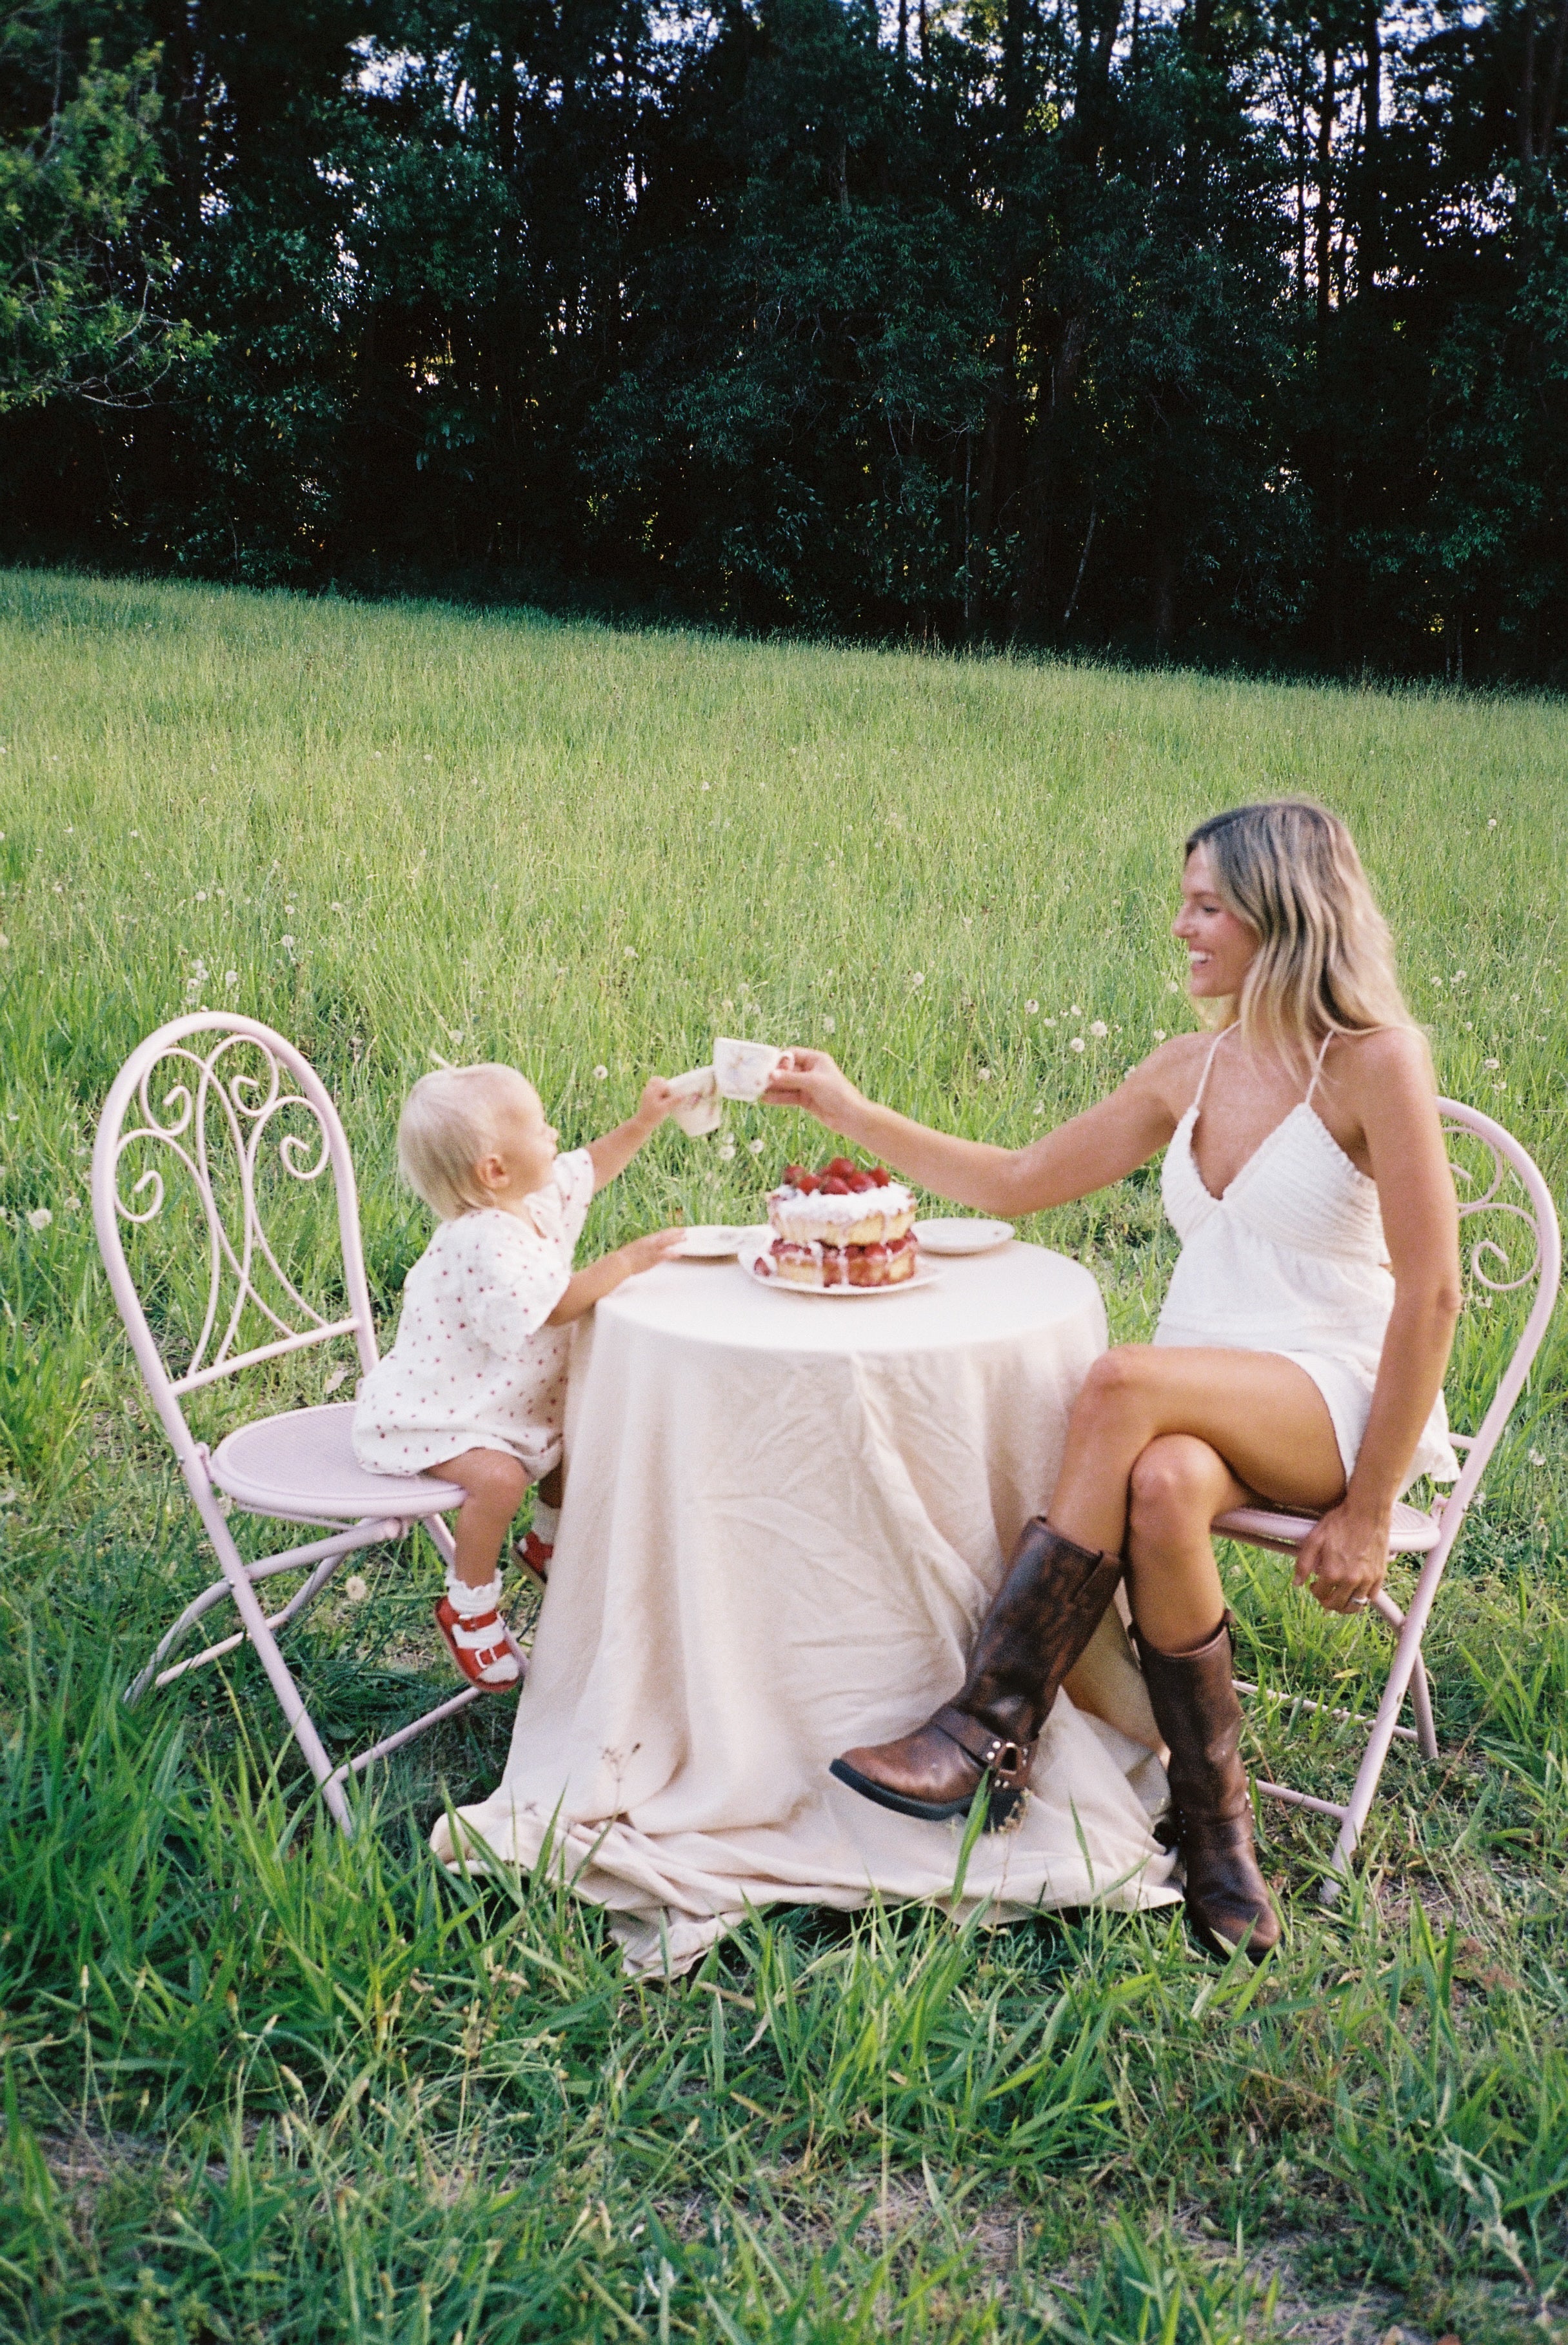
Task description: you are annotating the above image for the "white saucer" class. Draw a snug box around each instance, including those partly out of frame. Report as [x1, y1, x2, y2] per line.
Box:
[914, 1218, 1014, 1256]
[678, 1224, 767, 1260]
[737, 1232, 938, 1295]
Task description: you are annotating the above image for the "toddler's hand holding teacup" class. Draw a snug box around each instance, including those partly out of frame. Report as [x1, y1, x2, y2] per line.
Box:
[635, 1075, 681, 1128]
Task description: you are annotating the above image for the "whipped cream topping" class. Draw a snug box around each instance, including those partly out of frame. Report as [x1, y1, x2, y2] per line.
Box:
[767, 1180, 915, 1228]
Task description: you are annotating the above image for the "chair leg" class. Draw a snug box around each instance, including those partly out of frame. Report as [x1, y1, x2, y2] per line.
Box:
[206, 1530, 355, 1833]
[1408, 1651, 1439, 1764]
[1320, 1613, 1431, 1906]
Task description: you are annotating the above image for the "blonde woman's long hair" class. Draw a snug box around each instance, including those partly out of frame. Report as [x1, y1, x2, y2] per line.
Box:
[1185, 799, 1415, 1071]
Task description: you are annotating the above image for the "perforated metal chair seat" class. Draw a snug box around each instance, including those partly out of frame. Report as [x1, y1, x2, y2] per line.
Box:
[210, 1402, 459, 1522]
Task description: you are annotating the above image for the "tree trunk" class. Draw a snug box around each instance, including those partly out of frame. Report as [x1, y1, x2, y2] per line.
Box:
[1316, 39, 1338, 339]
[1360, 2, 1382, 284]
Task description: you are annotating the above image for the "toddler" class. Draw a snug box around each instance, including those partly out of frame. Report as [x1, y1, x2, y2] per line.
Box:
[353, 1063, 684, 1688]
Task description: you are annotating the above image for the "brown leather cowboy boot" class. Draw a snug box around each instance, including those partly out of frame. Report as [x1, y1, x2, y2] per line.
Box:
[830, 1520, 1123, 1828]
[1135, 1612, 1281, 1962]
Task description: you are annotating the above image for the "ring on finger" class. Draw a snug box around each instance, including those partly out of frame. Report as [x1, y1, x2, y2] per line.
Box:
[1349, 1595, 1370, 1609]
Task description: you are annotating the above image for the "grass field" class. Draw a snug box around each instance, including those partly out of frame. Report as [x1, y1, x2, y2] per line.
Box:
[1, 564, 1566, 2344]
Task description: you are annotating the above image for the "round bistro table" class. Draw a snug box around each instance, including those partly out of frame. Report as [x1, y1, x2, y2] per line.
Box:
[438, 1240, 1178, 1975]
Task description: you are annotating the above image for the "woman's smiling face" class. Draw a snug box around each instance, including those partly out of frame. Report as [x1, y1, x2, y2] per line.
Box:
[1173, 843, 1258, 1001]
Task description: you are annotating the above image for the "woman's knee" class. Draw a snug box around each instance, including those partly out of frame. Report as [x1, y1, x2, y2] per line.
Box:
[1127, 1435, 1224, 1544]
[1075, 1345, 1156, 1424]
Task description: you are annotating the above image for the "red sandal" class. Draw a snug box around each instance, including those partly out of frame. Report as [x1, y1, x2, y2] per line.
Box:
[513, 1529, 553, 1588]
[434, 1594, 522, 1690]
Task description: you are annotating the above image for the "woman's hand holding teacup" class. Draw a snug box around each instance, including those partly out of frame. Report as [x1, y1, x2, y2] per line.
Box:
[1291, 1499, 1391, 1615]
[762, 1048, 866, 1129]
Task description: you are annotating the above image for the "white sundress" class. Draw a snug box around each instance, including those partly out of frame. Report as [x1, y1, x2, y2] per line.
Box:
[352, 1149, 595, 1482]
[1154, 1030, 1459, 1492]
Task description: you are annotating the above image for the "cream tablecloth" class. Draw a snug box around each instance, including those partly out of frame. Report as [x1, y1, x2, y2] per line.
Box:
[437, 1241, 1180, 1975]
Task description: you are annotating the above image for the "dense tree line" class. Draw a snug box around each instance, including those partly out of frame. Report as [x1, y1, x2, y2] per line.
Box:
[3, 0, 1565, 681]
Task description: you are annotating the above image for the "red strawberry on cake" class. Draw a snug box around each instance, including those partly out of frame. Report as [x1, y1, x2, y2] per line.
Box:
[763, 1157, 918, 1286]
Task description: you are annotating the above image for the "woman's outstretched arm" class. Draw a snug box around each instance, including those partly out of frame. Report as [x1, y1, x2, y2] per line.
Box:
[762, 1043, 1193, 1215]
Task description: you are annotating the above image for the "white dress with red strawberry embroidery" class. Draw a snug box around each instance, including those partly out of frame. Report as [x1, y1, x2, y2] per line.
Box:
[352, 1150, 593, 1480]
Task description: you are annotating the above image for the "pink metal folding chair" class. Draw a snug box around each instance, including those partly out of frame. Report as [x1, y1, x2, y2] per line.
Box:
[1213, 1100, 1560, 1901]
[92, 1013, 522, 1833]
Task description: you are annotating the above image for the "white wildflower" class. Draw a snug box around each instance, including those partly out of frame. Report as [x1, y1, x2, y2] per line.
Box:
[1044, 1015, 1057, 1026]
[1167, 978, 1180, 993]
[1088, 1019, 1108, 1039]
[748, 1137, 766, 1155]
[1483, 1058, 1499, 1070]
[281, 935, 295, 952]
[1025, 999, 1038, 1015]
[624, 946, 637, 960]
[593, 1065, 608, 1081]
[195, 890, 208, 902]
[344, 1575, 370, 1603]
[1452, 970, 1467, 983]
[1528, 1449, 1546, 1468]
[911, 972, 925, 988]
[1153, 1028, 1167, 1042]
[717, 1137, 736, 1163]
[285, 902, 296, 913]
[1070, 1004, 1082, 1017]
[330, 901, 343, 913]
[27, 1207, 52, 1230]
[64, 1196, 81, 1212]
[1069, 1037, 1086, 1054]
[224, 971, 239, 989]
[978, 1068, 993, 1083]
[822, 1015, 836, 1033]
[1487, 816, 1498, 828]
[1033, 1102, 1046, 1117]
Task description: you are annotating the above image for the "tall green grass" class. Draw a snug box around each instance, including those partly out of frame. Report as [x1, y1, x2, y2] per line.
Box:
[1, 568, 1565, 2342]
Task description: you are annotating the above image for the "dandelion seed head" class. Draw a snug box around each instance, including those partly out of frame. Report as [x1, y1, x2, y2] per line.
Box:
[593, 1064, 608, 1081]
[1024, 999, 1038, 1015]
[978, 1068, 993, 1082]
[1069, 1036, 1086, 1053]
[1088, 1019, 1108, 1038]
[822, 1015, 836, 1033]
[911, 972, 925, 988]
[224, 971, 239, 988]
[65, 1195, 81, 1212]
[748, 1137, 765, 1155]
[26, 1207, 52, 1230]
[344, 1575, 370, 1603]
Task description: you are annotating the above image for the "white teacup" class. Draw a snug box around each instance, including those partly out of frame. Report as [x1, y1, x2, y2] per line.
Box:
[713, 1036, 784, 1101]
[667, 1064, 723, 1136]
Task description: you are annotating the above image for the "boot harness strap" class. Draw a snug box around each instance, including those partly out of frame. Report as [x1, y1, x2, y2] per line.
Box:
[929, 1704, 1033, 1786]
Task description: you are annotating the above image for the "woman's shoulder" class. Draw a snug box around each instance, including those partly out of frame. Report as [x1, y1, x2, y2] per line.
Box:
[1135, 1029, 1216, 1112]
[1324, 1023, 1434, 1097]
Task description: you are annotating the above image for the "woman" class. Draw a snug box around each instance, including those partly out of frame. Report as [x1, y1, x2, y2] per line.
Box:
[764, 799, 1461, 1960]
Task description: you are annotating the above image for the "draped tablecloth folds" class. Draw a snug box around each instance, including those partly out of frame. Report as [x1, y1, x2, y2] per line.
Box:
[433, 1241, 1180, 1976]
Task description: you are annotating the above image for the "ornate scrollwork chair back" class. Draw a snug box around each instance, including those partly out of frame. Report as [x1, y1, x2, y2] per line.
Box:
[92, 1013, 508, 1835]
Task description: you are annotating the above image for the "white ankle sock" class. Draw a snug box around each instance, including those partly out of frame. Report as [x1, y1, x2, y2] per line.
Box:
[531, 1501, 560, 1546]
[446, 1568, 502, 1617]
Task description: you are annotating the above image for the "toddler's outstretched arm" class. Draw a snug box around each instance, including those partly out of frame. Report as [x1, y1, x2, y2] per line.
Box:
[546, 1228, 686, 1325]
[588, 1077, 677, 1192]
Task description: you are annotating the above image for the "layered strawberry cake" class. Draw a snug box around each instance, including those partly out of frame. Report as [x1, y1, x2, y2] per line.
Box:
[759, 1157, 918, 1288]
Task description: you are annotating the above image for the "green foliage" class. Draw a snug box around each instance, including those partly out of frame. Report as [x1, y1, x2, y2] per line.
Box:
[1, 2, 1566, 677]
[1, 574, 1566, 2339]
[0, 15, 198, 414]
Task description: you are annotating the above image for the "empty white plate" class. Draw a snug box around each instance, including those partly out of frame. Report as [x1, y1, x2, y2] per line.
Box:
[914, 1218, 1015, 1255]
[678, 1224, 766, 1259]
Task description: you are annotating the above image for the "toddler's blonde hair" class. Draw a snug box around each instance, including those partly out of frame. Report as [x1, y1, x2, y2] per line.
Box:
[397, 1064, 528, 1221]
[1185, 799, 1415, 1073]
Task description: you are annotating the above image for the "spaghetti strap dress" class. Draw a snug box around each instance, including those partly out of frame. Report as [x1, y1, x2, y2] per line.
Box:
[1154, 1030, 1459, 1492]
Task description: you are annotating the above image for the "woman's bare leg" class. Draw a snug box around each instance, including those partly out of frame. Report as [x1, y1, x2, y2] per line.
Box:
[1046, 1345, 1344, 1650]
